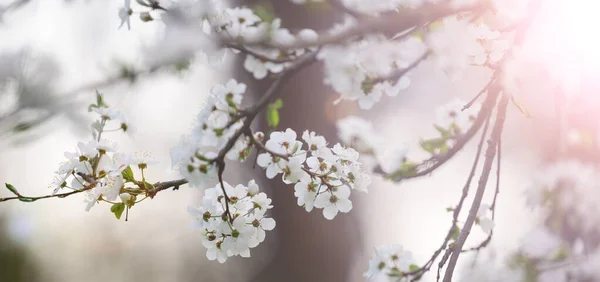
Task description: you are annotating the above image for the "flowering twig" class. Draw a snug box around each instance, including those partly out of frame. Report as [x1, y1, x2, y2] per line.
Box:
[462, 75, 496, 111]
[461, 138, 502, 253]
[404, 106, 493, 282]
[247, 3, 484, 50]
[372, 50, 431, 85]
[224, 43, 299, 64]
[383, 82, 499, 182]
[441, 92, 509, 282]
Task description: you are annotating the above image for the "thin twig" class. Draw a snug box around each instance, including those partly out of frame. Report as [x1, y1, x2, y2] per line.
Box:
[245, 3, 483, 50]
[224, 43, 298, 64]
[441, 92, 508, 282]
[373, 51, 431, 85]
[462, 76, 496, 111]
[405, 105, 493, 282]
[385, 82, 499, 182]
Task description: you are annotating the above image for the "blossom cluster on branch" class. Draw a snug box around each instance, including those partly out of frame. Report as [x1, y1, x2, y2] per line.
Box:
[3, 0, 600, 280]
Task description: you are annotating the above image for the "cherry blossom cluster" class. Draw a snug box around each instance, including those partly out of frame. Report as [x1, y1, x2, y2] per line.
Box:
[170, 79, 249, 188]
[51, 94, 154, 212]
[256, 128, 371, 219]
[318, 29, 418, 109]
[436, 98, 479, 135]
[336, 116, 384, 155]
[363, 244, 418, 281]
[187, 180, 275, 263]
[207, 7, 319, 79]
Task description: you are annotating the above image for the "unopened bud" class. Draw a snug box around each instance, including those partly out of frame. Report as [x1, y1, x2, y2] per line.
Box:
[140, 12, 153, 22]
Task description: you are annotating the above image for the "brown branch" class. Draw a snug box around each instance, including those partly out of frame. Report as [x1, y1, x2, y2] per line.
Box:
[0, 184, 95, 202]
[441, 92, 508, 282]
[461, 136, 502, 253]
[385, 82, 499, 182]
[404, 105, 493, 282]
[373, 50, 431, 85]
[245, 3, 484, 50]
[462, 76, 496, 111]
[224, 43, 298, 64]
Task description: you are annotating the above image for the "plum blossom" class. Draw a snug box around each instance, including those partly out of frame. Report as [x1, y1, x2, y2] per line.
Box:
[313, 185, 353, 219]
[188, 180, 275, 263]
[364, 244, 417, 280]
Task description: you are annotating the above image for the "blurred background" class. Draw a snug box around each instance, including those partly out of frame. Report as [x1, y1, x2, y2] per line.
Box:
[0, 0, 590, 281]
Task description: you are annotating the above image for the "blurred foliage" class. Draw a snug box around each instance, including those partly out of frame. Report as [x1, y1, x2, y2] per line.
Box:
[0, 216, 40, 282]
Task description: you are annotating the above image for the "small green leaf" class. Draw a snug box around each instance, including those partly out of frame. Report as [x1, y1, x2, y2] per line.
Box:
[111, 203, 126, 220]
[95, 90, 107, 107]
[271, 98, 283, 110]
[550, 246, 569, 262]
[253, 2, 275, 23]
[121, 166, 135, 183]
[143, 181, 155, 190]
[434, 125, 452, 139]
[5, 183, 19, 196]
[511, 96, 533, 118]
[419, 138, 448, 154]
[18, 197, 37, 203]
[446, 206, 454, 212]
[267, 107, 280, 128]
[388, 161, 419, 180]
[409, 264, 420, 272]
[451, 226, 460, 240]
[88, 104, 98, 112]
[428, 20, 445, 31]
[13, 122, 33, 132]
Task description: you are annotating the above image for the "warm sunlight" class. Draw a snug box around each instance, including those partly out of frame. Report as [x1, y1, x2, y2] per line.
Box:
[535, 0, 600, 73]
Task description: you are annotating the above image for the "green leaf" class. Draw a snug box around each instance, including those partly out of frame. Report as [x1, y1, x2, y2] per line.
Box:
[111, 203, 126, 220]
[451, 226, 460, 240]
[446, 206, 454, 212]
[434, 125, 453, 139]
[18, 197, 37, 203]
[88, 104, 98, 112]
[550, 246, 569, 262]
[13, 122, 33, 132]
[270, 98, 283, 110]
[5, 183, 19, 196]
[143, 181, 154, 190]
[253, 1, 275, 23]
[95, 90, 107, 107]
[511, 96, 533, 118]
[409, 264, 420, 272]
[419, 138, 448, 154]
[121, 166, 135, 183]
[387, 161, 418, 180]
[267, 107, 280, 128]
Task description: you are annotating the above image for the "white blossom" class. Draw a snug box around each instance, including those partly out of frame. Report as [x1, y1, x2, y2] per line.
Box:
[189, 181, 275, 263]
[313, 185, 353, 220]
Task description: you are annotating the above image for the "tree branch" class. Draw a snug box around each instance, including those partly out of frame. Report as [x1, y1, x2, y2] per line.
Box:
[441, 92, 508, 282]
[383, 82, 499, 182]
[404, 105, 493, 281]
[246, 3, 484, 50]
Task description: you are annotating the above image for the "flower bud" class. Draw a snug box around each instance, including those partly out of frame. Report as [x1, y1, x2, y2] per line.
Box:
[140, 12, 153, 22]
[247, 180, 259, 196]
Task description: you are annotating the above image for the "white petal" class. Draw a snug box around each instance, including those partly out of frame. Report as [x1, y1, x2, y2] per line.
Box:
[265, 165, 279, 179]
[337, 198, 353, 213]
[256, 153, 271, 167]
[261, 217, 276, 230]
[322, 205, 339, 220]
